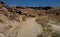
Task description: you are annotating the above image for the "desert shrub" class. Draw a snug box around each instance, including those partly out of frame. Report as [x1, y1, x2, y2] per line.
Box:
[9, 12, 17, 20]
[0, 19, 3, 23]
[3, 12, 17, 21]
[4, 25, 12, 30]
[35, 17, 53, 32]
[37, 34, 43, 37]
[42, 25, 53, 33]
[36, 17, 53, 37]
[52, 32, 60, 37]
[22, 15, 27, 21]
[36, 16, 60, 37]
[35, 17, 48, 27]
[42, 24, 53, 37]
[29, 14, 35, 17]
[35, 17, 60, 37]
[37, 26, 53, 37]
[3, 13, 8, 17]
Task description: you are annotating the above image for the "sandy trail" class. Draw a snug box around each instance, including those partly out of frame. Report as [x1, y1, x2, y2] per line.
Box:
[17, 18, 42, 37]
[0, 14, 42, 37]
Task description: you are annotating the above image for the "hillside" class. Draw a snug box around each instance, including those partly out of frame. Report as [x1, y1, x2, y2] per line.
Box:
[0, 2, 60, 37]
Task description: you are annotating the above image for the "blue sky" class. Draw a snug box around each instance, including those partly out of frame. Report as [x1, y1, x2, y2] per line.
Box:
[0, 0, 60, 6]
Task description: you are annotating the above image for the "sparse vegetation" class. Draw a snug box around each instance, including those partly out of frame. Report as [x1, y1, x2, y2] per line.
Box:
[3, 13, 8, 17]
[42, 24, 53, 37]
[0, 19, 3, 23]
[35, 17, 48, 27]
[52, 32, 60, 37]
[4, 25, 12, 30]
[22, 15, 27, 21]
[36, 17, 60, 37]
[8, 12, 17, 20]
[36, 17, 54, 37]
[0, 1, 60, 37]
[3, 12, 17, 21]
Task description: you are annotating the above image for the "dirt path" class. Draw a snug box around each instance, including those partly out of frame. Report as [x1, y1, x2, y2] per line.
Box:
[17, 18, 42, 37]
[0, 14, 42, 37]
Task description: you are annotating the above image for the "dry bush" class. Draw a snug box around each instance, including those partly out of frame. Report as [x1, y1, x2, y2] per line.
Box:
[4, 25, 12, 30]
[35, 17, 48, 27]
[22, 15, 27, 21]
[36, 17, 53, 37]
[0, 19, 3, 23]
[51, 31, 60, 37]
[3, 12, 17, 21]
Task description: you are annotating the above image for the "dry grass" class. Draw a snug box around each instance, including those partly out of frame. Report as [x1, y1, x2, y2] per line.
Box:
[3, 12, 17, 21]
[4, 25, 12, 30]
[22, 15, 27, 21]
